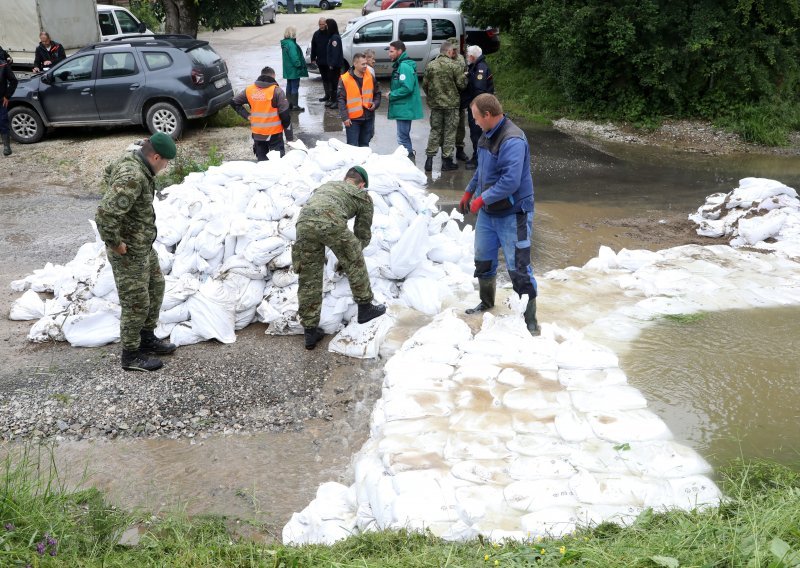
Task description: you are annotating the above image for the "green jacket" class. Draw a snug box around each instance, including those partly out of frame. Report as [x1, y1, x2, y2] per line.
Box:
[96, 151, 157, 256]
[281, 38, 309, 80]
[297, 181, 373, 248]
[422, 53, 466, 109]
[388, 52, 423, 121]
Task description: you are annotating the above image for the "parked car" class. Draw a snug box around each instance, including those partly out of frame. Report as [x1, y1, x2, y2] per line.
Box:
[256, 0, 278, 25]
[361, 0, 383, 16]
[340, 8, 465, 77]
[97, 3, 154, 41]
[7, 36, 234, 143]
[277, 0, 341, 10]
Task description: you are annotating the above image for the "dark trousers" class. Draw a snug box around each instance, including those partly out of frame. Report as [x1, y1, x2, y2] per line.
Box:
[253, 137, 285, 161]
[318, 63, 331, 97]
[327, 66, 342, 97]
[467, 110, 482, 157]
[0, 106, 8, 135]
[345, 118, 373, 147]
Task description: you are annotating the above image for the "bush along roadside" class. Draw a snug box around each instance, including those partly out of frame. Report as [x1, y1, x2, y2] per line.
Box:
[2, 446, 800, 567]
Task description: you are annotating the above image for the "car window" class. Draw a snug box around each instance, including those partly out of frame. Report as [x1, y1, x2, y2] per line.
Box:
[98, 11, 119, 36]
[354, 20, 393, 44]
[144, 52, 173, 71]
[188, 45, 221, 66]
[432, 19, 456, 40]
[114, 10, 141, 34]
[101, 52, 138, 78]
[399, 18, 427, 42]
[53, 54, 95, 82]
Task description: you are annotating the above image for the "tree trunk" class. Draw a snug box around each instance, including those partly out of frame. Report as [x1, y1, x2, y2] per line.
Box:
[161, 0, 200, 38]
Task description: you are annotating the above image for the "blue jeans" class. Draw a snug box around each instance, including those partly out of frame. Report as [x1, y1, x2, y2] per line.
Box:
[395, 119, 412, 153]
[474, 209, 537, 297]
[346, 118, 373, 147]
[286, 78, 300, 95]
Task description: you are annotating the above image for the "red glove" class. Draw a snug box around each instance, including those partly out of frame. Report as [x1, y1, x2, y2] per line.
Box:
[469, 195, 484, 214]
[458, 191, 472, 214]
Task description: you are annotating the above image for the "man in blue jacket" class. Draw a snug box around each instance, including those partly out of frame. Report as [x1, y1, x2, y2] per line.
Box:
[458, 93, 538, 335]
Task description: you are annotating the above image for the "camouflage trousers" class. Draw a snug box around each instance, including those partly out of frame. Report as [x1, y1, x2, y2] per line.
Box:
[292, 221, 374, 329]
[455, 107, 466, 150]
[107, 247, 165, 350]
[425, 108, 459, 158]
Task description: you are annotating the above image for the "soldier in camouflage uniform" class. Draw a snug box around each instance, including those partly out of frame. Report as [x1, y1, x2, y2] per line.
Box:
[95, 132, 178, 371]
[422, 41, 467, 173]
[448, 37, 470, 163]
[292, 166, 387, 350]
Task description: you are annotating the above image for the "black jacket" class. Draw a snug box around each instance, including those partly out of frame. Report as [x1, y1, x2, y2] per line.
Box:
[0, 61, 18, 100]
[326, 33, 343, 71]
[465, 55, 494, 105]
[33, 41, 66, 70]
[310, 29, 329, 66]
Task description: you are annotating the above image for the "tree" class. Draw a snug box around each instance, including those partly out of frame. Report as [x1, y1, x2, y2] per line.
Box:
[158, 0, 263, 37]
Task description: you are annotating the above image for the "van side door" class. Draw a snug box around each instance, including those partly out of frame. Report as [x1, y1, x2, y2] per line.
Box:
[397, 17, 429, 74]
[351, 18, 394, 76]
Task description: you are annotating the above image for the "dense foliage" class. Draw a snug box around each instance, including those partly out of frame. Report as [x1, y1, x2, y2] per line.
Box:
[129, 0, 263, 37]
[462, 0, 800, 126]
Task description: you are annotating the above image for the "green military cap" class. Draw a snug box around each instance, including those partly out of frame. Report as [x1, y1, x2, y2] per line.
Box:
[352, 165, 369, 188]
[150, 132, 177, 159]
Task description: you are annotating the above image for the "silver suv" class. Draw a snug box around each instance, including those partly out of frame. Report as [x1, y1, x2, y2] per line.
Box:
[8, 35, 233, 143]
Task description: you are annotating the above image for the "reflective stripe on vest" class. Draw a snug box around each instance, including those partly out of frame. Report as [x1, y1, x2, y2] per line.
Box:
[245, 84, 282, 136]
[341, 71, 374, 120]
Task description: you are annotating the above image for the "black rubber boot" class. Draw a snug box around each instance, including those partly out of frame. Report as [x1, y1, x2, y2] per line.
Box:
[456, 147, 468, 161]
[441, 157, 458, 171]
[407, 149, 416, 162]
[121, 349, 163, 372]
[465, 156, 477, 170]
[465, 278, 496, 314]
[304, 327, 326, 350]
[357, 302, 386, 324]
[140, 329, 177, 355]
[524, 296, 540, 336]
[288, 92, 305, 112]
[2, 133, 11, 157]
[424, 155, 433, 172]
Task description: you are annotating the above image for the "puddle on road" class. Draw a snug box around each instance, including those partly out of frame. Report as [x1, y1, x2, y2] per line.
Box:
[621, 306, 800, 468]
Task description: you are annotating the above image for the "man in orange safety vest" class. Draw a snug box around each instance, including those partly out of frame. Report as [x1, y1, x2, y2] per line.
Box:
[336, 53, 382, 148]
[230, 66, 294, 161]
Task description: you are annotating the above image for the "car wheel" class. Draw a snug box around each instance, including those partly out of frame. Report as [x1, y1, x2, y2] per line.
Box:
[146, 102, 184, 139]
[8, 106, 45, 143]
[254, 13, 264, 26]
[319, 0, 330, 8]
[270, 14, 276, 23]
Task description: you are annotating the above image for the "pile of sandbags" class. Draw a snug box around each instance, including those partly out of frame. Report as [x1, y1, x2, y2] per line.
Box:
[689, 177, 800, 256]
[9, 140, 475, 358]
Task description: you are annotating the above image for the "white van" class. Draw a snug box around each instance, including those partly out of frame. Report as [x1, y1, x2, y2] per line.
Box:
[340, 8, 464, 77]
[97, 3, 153, 41]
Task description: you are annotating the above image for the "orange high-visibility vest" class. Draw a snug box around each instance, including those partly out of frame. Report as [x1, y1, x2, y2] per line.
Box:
[341, 71, 374, 120]
[245, 84, 283, 136]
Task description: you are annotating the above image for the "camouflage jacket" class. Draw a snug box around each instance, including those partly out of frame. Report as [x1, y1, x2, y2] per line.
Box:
[422, 53, 466, 110]
[95, 151, 157, 256]
[297, 181, 374, 248]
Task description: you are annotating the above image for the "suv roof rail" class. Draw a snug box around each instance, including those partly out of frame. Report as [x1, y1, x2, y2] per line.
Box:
[110, 34, 196, 42]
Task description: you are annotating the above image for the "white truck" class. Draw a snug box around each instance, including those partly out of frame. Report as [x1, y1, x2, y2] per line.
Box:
[0, 0, 151, 71]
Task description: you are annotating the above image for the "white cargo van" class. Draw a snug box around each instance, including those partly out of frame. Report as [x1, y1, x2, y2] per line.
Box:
[97, 3, 153, 41]
[340, 8, 464, 77]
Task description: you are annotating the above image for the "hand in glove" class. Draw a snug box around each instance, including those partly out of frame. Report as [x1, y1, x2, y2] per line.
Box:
[469, 195, 484, 214]
[458, 191, 472, 214]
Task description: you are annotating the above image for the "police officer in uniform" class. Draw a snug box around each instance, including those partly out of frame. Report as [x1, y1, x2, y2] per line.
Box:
[422, 41, 467, 172]
[0, 50, 17, 157]
[293, 167, 387, 350]
[96, 133, 179, 371]
[464, 45, 494, 170]
[230, 66, 293, 161]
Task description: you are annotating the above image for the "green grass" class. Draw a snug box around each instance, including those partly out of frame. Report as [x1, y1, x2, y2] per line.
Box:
[661, 313, 707, 324]
[2, 446, 800, 567]
[203, 106, 249, 129]
[159, 145, 224, 189]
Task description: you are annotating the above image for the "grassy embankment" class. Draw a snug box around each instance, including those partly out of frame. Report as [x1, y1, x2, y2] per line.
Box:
[2, 446, 799, 567]
[486, 48, 800, 147]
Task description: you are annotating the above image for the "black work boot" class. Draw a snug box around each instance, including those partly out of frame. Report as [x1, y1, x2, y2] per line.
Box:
[407, 149, 416, 162]
[2, 133, 11, 157]
[465, 278, 496, 314]
[456, 147, 468, 161]
[441, 157, 458, 171]
[121, 349, 163, 372]
[424, 155, 434, 172]
[524, 296, 540, 336]
[288, 92, 305, 112]
[140, 329, 177, 355]
[304, 327, 326, 350]
[357, 302, 386, 324]
[465, 156, 477, 170]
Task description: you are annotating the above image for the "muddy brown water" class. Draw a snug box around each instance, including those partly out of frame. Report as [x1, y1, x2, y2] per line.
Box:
[3, 28, 800, 533]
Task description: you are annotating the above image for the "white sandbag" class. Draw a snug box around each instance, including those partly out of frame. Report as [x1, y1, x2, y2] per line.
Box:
[91, 263, 116, 298]
[160, 302, 190, 324]
[237, 279, 267, 311]
[389, 215, 430, 278]
[161, 274, 201, 310]
[272, 268, 298, 288]
[504, 479, 579, 511]
[443, 431, 511, 460]
[450, 459, 513, 485]
[556, 339, 619, 369]
[327, 314, 393, 358]
[587, 409, 672, 442]
[570, 386, 648, 412]
[399, 276, 445, 315]
[62, 311, 120, 347]
[169, 322, 205, 347]
[9, 290, 45, 321]
[27, 315, 66, 342]
[737, 210, 787, 245]
[520, 507, 578, 537]
[243, 236, 285, 265]
[508, 456, 577, 480]
[185, 279, 238, 344]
